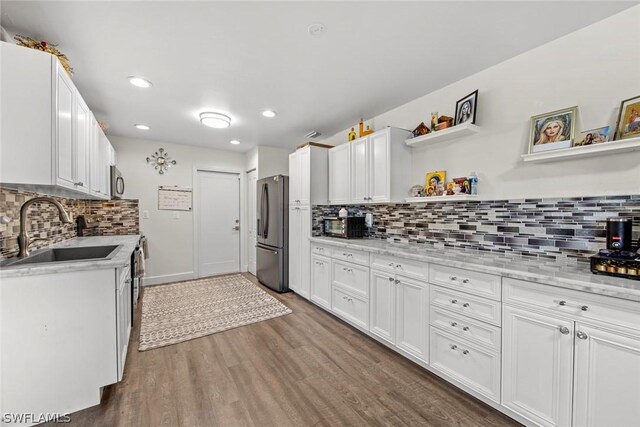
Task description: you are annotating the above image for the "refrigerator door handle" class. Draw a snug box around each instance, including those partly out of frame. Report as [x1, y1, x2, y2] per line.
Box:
[264, 183, 270, 239]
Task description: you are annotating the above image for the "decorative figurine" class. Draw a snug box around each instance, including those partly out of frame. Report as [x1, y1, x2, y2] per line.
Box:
[359, 118, 364, 137]
[431, 112, 439, 132]
[348, 127, 357, 141]
[362, 125, 374, 136]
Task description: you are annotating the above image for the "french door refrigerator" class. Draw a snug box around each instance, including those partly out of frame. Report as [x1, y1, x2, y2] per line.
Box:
[256, 175, 289, 292]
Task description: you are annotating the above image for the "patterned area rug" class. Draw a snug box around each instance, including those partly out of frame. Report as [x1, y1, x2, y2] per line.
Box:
[139, 274, 291, 351]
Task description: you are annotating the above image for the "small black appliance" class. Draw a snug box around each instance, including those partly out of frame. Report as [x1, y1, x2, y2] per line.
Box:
[323, 217, 365, 239]
[606, 217, 633, 251]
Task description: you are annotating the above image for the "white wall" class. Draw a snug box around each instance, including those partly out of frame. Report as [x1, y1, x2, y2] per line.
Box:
[321, 7, 640, 200]
[110, 136, 246, 285]
[258, 146, 292, 179]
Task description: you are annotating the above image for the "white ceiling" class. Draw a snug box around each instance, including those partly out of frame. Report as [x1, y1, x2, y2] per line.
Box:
[1, 1, 636, 152]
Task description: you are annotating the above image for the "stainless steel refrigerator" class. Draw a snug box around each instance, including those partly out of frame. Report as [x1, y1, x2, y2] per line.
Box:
[256, 175, 289, 292]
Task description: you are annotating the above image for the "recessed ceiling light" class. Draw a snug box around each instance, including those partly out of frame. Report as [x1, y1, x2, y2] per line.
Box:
[262, 110, 277, 118]
[134, 124, 150, 130]
[200, 112, 231, 129]
[128, 77, 153, 88]
[230, 140, 240, 145]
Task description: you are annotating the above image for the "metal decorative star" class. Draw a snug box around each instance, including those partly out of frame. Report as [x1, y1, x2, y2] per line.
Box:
[146, 148, 177, 175]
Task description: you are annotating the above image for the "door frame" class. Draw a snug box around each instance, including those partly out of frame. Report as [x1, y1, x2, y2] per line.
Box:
[192, 166, 245, 278]
[246, 168, 257, 274]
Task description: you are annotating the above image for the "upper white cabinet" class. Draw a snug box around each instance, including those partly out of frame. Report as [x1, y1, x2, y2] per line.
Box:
[328, 143, 351, 204]
[289, 145, 327, 206]
[329, 127, 412, 205]
[0, 42, 114, 199]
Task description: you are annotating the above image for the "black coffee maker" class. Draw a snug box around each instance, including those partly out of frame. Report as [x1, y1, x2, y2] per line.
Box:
[591, 217, 639, 280]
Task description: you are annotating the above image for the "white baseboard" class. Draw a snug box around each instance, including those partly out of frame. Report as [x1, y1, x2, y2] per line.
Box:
[143, 271, 195, 286]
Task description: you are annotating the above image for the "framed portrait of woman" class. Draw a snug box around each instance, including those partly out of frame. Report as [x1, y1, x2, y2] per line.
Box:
[614, 95, 640, 140]
[454, 90, 478, 125]
[528, 106, 578, 153]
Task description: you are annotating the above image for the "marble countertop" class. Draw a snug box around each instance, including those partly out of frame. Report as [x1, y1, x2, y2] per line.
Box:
[0, 235, 141, 278]
[310, 236, 640, 302]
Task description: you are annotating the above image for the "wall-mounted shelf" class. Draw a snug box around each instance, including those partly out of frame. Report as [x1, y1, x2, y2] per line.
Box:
[404, 122, 480, 148]
[521, 136, 640, 163]
[405, 194, 479, 203]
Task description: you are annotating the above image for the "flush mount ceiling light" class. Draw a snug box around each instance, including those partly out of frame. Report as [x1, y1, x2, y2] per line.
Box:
[262, 110, 277, 118]
[128, 76, 153, 88]
[134, 124, 150, 130]
[230, 140, 240, 145]
[200, 112, 231, 129]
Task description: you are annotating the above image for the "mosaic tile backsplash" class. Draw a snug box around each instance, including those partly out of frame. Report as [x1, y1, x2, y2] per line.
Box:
[313, 195, 640, 261]
[0, 187, 139, 260]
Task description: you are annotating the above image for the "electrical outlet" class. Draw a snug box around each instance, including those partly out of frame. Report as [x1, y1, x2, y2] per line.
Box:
[142, 210, 150, 219]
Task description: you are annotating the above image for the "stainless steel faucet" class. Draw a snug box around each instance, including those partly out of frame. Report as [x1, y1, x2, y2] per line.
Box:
[18, 197, 72, 257]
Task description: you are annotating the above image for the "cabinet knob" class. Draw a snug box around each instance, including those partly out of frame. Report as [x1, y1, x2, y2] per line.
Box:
[396, 264, 403, 269]
[580, 305, 589, 312]
[576, 331, 588, 340]
[462, 279, 470, 284]
[450, 345, 457, 350]
[450, 322, 457, 327]
[462, 302, 470, 308]
[388, 277, 394, 282]
[395, 279, 400, 284]
[450, 276, 457, 281]
[558, 300, 567, 306]
[450, 299, 458, 304]
[462, 326, 469, 331]
[559, 326, 570, 335]
[462, 350, 470, 355]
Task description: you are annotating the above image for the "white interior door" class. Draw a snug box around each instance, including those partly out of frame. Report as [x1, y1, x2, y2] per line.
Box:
[247, 169, 258, 275]
[196, 170, 240, 277]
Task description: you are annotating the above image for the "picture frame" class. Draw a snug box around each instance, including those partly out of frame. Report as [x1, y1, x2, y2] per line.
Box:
[454, 90, 478, 125]
[614, 95, 640, 140]
[424, 170, 446, 196]
[528, 106, 577, 154]
[573, 126, 610, 147]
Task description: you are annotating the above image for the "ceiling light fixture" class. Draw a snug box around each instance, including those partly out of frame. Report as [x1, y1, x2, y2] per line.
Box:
[128, 76, 153, 88]
[230, 140, 240, 145]
[262, 110, 277, 118]
[134, 124, 150, 130]
[200, 112, 231, 129]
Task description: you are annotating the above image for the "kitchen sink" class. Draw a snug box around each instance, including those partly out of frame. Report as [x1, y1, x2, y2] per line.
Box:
[4, 245, 121, 266]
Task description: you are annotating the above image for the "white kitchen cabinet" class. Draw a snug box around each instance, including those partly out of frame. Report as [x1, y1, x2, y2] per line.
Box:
[289, 152, 301, 204]
[502, 305, 574, 427]
[0, 41, 113, 200]
[116, 263, 132, 381]
[328, 142, 351, 204]
[310, 254, 331, 309]
[289, 205, 310, 298]
[573, 324, 640, 427]
[370, 269, 396, 344]
[330, 127, 412, 205]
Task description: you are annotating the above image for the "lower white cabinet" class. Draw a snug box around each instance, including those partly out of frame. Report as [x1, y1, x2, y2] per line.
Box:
[332, 286, 369, 330]
[116, 264, 132, 381]
[289, 206, 310, 298]
[502, 305, 574, 427]
[370, 269, 428, 361]
[572, 324, 640, 427]
[310, 254, 331, 309]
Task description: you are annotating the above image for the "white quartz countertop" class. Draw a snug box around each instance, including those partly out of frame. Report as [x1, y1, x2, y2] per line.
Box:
[310, 236, 640, 302]
[0, 235, 140, 278]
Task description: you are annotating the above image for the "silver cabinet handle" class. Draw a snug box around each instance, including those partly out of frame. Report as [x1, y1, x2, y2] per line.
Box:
[343, 268, 352, 272]
[450, 322, 457, 327]
[396, 264, 403, 269]
[317, 247, 324, 252]
[577, 331, 588, 340]
[462, 350, 470, 355]
[559, 326, 570, 335]
[74, 181, 84, 186]
[388, 277, 394, 282]
[462, 303, 470, 308]
[347, 253, 353, 258]
[581, 305, 589, 311]
[462, 279, 470, 284]
[462, 326, 469, 331]
[450, 276, 457, 281]
[233, 226, 240, 230]
[450, 345, 457, 350]
[395, 279, 400, 284]
[451, 299, 457, 304]
[558, 300, 567, 306]
[388, 262, 395, 267]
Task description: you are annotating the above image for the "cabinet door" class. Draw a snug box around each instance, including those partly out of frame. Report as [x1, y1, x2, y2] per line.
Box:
[311, 255, 331, 309]
[370, 269, 395, 344]
[74, 96, 90, 192]
[56, 66, 75, 188]
[573, 324, 640, 427]
[288, 207, 300, 294]
[298, 147, 310, 206]
[395, 276, 428, 361]
[350, 137, 369, 203]
[368, 130, 390, 203]
[298, 205, 311, 299]
[502, 306, 574, 427]
[288, 152, 300, 205]
[101, 133, 111, 197]
[328, 143, 350, 204]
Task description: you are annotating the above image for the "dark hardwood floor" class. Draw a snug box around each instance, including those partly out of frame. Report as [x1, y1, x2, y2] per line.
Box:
[44, 273, 519, 427]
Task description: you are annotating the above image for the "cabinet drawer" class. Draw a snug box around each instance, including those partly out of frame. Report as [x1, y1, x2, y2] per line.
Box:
[430, 286, 501, 326]
[430, 307, 501, 352]
[332, 247, 369, 266]
[371, 253, 428, 280]
[429, 264, 501, 301]
[430, 327, 500, 403]
[503, 278, 640, 332]
[332, 287, 369, 330]
[311, 243, 332, 258]
[332, 260, 369, 298]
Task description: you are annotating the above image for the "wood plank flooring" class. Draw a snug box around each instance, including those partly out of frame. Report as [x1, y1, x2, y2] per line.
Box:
[43, 273, 520, 427]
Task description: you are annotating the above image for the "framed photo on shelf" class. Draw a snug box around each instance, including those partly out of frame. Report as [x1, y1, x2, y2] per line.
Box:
[614, 95, 640, 140]
[573, 126, 610, 147]
[528, 106, 577, 153]
[454, 90, 478, 125]
[424, 170, 446, 196]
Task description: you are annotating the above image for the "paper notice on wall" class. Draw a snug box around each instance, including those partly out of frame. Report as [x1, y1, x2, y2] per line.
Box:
[158, 186, 192, 211]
